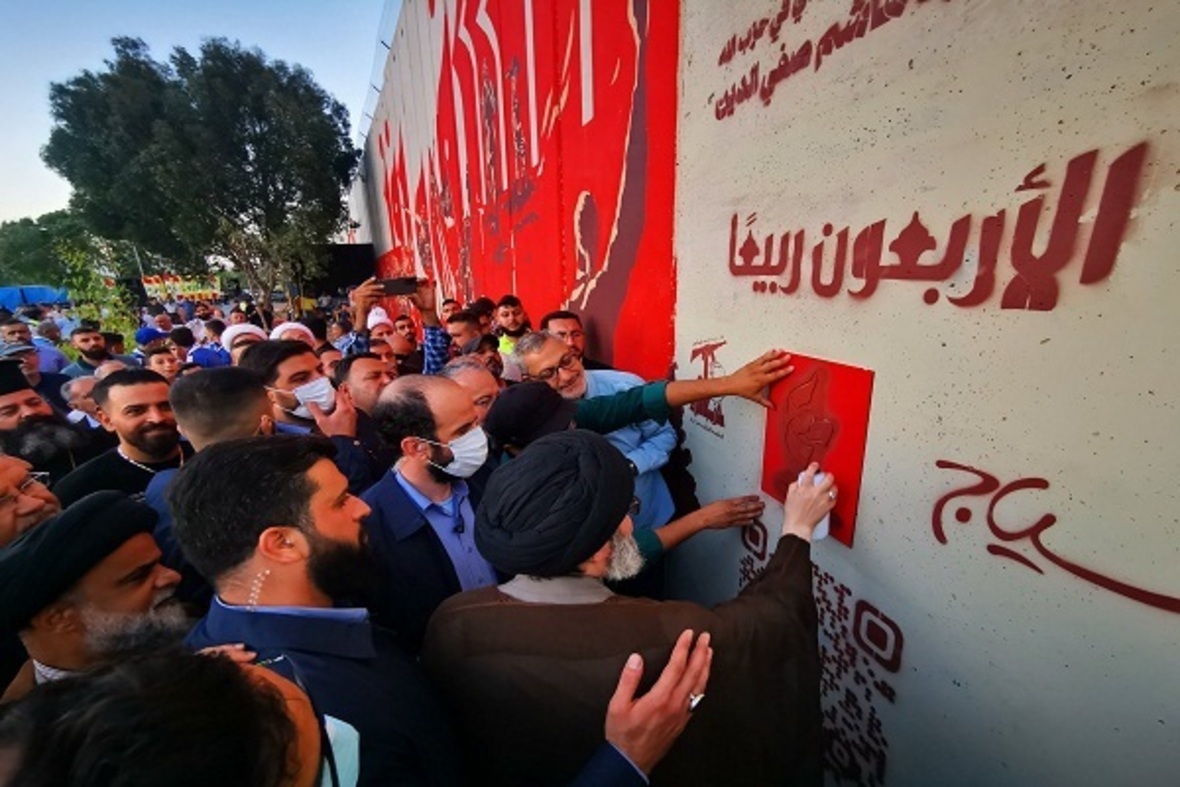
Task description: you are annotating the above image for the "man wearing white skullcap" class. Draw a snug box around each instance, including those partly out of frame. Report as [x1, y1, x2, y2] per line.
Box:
[268, 322, 316, 348]
[219, 324, 267, 365]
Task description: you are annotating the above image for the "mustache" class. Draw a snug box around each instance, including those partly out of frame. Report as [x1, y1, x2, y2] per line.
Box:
[152, 590, 180, 610]
[137, 423, 178, 434]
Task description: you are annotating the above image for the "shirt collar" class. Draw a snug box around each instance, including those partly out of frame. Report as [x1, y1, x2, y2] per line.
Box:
[205, 597, 376, 659]
[392, 467, 468, 514]
[275, 420, 314, 435]
[33, 660, 79, 685]
[214, 596, 369, 623]
[498, 574, 615, 604]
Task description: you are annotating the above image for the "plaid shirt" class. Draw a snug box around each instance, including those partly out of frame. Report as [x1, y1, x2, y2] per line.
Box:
[341, 325, 451, 375]
[421, 325, 451, 375]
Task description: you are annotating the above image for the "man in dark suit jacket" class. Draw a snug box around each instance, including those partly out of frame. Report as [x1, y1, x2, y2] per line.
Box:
[169, 435, 462, 786]
[171, 433, 718, 787]
[360, 375, 500, 651]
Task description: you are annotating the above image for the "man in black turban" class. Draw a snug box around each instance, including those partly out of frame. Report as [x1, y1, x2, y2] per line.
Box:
[0, 491, 186, 701]
[422, 430, 837, 787]
[0, 360, 103, 484]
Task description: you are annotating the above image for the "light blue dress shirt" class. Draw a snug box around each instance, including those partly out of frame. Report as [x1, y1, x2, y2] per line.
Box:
[393, 469, 498, 591]
[584, 369, 676, 531]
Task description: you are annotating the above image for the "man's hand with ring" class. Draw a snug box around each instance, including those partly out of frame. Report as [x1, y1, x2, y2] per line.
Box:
[604, 628, 713, 776]
[782, 462, 837, 542]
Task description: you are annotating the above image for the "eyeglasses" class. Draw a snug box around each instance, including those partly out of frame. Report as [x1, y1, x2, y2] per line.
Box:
[0, 472, 51, 507]
[527, 353, 579, 382]
[628, 497, 641, 516]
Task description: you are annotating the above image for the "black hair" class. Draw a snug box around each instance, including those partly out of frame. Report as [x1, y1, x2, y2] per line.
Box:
[69, 326, 101, 338]
[100, 331, 124, 346]
[333, 352, 380, 388]
[314, 343, 340, 358]
[169, 327, 196, 348]
[237, 340, 315, 386]
[0, 318, 26, 329]
[168, 435, 337, 581]
[0, 646, 297, 787]
[203, 318, 226, 337]
[461, 334, 500, 355]
[169, 367, 268, 443]
[92, 368, 168, 408]
[539, 310, 582, 331]
[144, 345, 175, 359]
[467, 296, 496, 316]
[371, 381, 437, 459]
[301, 316, 328, 341]
[496, 294, 522, 309]
[441, 298, 460, 308]
[445, 310, 481, 327]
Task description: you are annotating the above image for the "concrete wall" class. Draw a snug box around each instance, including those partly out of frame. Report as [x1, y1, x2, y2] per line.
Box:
[355, 1, 1180, 784]
[670, 1, 1179, 785]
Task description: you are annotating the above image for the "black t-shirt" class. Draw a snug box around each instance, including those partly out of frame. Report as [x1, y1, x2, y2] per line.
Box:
[52, 443, 195, 507]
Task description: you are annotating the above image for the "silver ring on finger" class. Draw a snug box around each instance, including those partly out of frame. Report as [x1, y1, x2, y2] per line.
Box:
[688, 693, 705, 712]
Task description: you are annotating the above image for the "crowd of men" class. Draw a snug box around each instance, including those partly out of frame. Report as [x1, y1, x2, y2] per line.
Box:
[0, 279, 837, 786]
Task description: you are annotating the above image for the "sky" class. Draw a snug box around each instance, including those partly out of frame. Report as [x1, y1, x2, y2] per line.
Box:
[0, 0, 397, 223]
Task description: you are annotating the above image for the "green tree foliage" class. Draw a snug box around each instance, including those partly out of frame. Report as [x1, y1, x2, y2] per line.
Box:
[0, 210, 87, 285]
[42, 36, 358, 306]
[59, 248, 140, 343]
[0, 209, 161, 287]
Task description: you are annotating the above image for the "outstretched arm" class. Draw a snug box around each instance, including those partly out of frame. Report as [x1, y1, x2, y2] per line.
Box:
[665, 349, 793, 409]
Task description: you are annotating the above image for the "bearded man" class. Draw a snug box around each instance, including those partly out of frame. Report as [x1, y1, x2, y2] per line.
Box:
[0, 491, 187, 701]
[0, 361, 104, 484]
[52, 369, 193, 506]
[421, 430, 835, 787]
[361, 375, 498, 651]
[173, 436, 461, 786]
[61, 327, 138, 378]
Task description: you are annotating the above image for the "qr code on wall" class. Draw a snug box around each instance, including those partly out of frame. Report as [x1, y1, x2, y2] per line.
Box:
[814, 565, 904, 786]
[738, 524, 904, 786]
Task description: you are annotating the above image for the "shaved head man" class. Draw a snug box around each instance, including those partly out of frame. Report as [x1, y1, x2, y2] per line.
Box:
[361, 375, 495, 650]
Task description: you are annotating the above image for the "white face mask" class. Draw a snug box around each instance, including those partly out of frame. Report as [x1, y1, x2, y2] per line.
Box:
[274, 376, 336, 420]
[423, 426, 489, 478]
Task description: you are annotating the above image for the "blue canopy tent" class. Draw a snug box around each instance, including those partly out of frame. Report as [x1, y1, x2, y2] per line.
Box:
[0, 286, 70, 311]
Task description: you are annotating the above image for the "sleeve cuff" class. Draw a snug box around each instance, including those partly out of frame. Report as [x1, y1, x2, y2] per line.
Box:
[633, 528, 665, 562]
[607, 743, 651, 784]
[641, 381, 671, 423]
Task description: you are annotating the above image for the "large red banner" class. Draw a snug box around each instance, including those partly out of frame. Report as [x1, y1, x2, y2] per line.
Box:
[370, 0, 679, 379]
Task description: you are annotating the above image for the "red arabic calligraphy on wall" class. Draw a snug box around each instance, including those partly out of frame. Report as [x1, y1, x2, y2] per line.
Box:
[933, 459, 1180, 615]
[713, 0, 953, 120]
[368, 0, 679, 379]
[728, 142, 1149, 311]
